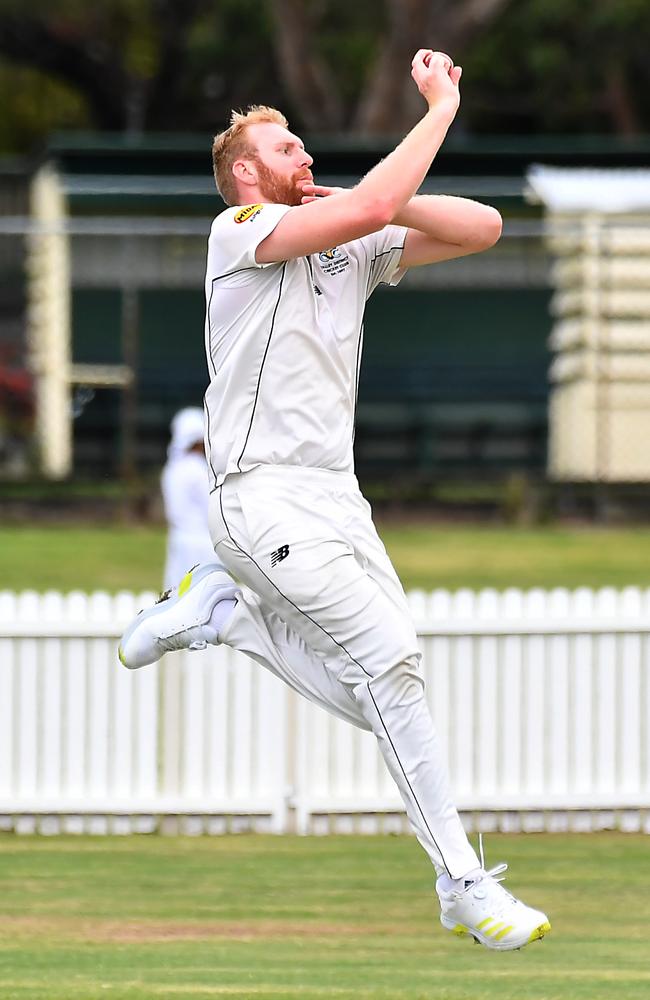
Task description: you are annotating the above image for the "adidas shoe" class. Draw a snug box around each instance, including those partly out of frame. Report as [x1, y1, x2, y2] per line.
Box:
[118, 563, 240, 669]
[437, 862, 551, 951]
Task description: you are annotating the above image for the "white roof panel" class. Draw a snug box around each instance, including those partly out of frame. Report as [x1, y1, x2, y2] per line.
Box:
[527, 165, 650, 213]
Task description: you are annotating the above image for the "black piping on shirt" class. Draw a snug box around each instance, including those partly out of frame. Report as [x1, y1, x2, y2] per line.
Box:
[235, 263, 287, 472]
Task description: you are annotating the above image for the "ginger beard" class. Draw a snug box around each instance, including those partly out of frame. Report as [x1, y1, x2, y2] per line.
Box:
[253, 157, 312, 207]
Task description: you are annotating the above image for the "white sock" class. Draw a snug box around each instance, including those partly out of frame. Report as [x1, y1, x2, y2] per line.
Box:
[437, 867, 484, 893]
[208, 597, 237, 641]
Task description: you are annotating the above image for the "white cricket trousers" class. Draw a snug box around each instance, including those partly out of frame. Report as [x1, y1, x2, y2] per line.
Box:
[209, 466, 479, 880]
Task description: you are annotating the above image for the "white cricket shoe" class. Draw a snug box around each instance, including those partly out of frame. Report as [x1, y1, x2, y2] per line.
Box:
[118, 563, 240, 669]
[437, 862, 551, 951]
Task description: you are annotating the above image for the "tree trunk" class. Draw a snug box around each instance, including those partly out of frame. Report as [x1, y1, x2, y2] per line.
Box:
[354, 0, 432, 134]
[431, 0, 515, 53]
[146, 0, 212, 128]
[356, 0, 515, 134]
[267, 0, 344, 130]
[604, 58, 640, 137]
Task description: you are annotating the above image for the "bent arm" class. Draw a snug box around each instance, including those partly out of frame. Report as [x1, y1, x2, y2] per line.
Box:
[396, 195, 503, 267]
[256, 107, 458, 264]
[257, 51, 461, 264]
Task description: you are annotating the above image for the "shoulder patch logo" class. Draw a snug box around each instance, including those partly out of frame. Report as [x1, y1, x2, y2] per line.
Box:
[235, 204, 263, 224]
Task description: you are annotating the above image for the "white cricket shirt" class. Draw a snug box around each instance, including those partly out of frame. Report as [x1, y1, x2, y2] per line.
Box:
[203, 202, 407, 489]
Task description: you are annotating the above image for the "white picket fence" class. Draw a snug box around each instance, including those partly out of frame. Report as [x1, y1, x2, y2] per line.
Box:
[1, 587, 650, 835]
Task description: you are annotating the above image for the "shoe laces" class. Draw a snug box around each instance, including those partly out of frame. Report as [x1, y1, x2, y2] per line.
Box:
[451, 834, 511, 901]
[155, 564, 200, 607]
[133, 587, 170, 620]
[479, 831, 508, 884]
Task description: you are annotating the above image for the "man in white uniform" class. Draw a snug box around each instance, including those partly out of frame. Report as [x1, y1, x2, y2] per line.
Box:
[161, 407, 216, 590]
[119, 49, 550, 951]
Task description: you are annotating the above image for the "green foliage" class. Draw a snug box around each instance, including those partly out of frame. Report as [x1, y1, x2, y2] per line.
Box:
[183, 0, 280, 132]
[0, 61, 90, 150]
[464, 0, 650, 132]
[312, 1, 386, 110]
[1, 0, 650, 150]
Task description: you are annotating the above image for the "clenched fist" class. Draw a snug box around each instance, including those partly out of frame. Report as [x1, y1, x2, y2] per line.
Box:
[411, 49, 462, 114]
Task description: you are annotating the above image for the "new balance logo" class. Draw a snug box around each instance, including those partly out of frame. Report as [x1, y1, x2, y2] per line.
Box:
[270, 544, 290, 567]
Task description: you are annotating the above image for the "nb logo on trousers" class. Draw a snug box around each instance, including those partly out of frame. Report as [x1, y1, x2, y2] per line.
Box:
[270, 544, 290, 567]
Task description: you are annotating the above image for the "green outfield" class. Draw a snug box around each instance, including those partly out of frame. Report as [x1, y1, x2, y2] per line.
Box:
[2, 523, 650, 592]
[0, 832, 648, 1000]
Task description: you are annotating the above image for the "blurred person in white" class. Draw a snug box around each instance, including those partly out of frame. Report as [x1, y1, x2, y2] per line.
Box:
[120, 49, 550, 951]
[161, 407, 216, 590]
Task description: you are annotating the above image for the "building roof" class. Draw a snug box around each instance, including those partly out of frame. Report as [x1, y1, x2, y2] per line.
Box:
[527, 165, 650, 212]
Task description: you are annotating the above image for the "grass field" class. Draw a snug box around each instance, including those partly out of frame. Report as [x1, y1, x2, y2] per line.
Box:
[1, 832, 648, 1000]
[2, 523, 650, 592]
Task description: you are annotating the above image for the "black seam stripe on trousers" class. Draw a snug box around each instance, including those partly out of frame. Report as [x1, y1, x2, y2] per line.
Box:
[217, 486, 453, 877]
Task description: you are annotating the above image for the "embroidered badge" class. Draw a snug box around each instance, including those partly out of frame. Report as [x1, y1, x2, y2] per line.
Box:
[317, 247, 350, 276]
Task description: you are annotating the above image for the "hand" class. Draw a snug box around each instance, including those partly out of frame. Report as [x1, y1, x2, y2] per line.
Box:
[411, 49, 462, 114]
[300, 182, 346, 204]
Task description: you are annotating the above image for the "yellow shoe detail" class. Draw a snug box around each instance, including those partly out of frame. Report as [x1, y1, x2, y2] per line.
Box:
[483, 921, 505, 937]
[118, 646, 126, 667]
[494, 925, 515, 941]
[529, 921, 551, 943]
[178, 570, 193, 597]
[452, 924, 468, 936]
[476, 917, 493, 931]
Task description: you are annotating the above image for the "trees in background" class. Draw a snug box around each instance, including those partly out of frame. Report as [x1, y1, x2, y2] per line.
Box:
[268, 0, 514, 132]
[0, 0, 648, 151]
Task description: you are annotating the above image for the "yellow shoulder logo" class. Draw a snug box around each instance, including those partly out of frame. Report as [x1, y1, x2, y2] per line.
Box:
[234, 204, 263, 224]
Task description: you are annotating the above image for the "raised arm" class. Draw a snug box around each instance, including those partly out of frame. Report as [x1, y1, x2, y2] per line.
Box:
[256, 50, 462, 264]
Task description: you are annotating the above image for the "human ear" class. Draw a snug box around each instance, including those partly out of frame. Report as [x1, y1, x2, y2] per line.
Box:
[232, 158, 257, 187]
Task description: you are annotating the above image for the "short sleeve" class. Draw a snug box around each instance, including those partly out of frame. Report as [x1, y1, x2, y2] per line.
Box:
[208, 203, 292, 275]
[363, 224, 409, 297]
